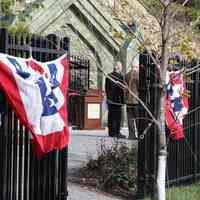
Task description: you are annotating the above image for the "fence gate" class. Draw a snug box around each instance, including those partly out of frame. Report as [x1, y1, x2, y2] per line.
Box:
[0, 29, 69, 200]
[137, 53, 200, 198]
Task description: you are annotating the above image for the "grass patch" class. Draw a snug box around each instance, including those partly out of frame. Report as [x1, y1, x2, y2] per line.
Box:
[167, 182, 200, 200]
[144, 182, 200, 200]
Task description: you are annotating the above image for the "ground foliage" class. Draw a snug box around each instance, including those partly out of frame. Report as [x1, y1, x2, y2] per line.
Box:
[79, 141, 137, 198]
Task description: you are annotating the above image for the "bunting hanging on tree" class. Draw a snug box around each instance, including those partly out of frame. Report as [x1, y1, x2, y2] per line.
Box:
[165, 70, 189, 140]
[0, 53, 69, 157]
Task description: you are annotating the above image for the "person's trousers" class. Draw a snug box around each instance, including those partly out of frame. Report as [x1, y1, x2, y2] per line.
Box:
[107, 104, 122, 136]
[127, 104, 139, 139]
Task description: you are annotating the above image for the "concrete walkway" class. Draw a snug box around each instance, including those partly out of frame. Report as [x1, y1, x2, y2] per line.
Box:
[68, 182, 123, 200]
[68, 128, 137, 200]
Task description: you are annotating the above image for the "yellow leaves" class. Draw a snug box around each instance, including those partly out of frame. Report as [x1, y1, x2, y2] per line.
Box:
[120, 0, 129, 9]
[8, 21, 29, 35]
[1, 0, 14, 16]
[169, 59, 178, 65]
[178, 34, 194, 62]
[112, 29, 125, 40]
[138, 45, 146, 53]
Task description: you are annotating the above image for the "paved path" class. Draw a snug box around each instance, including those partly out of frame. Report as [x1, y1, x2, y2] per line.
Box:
[67, 129, 137, 200]
[68, 182, 123, 200]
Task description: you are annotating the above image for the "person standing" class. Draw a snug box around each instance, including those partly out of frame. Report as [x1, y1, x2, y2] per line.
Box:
[125, 58, 139, 140]
[105, 61, 125, 138]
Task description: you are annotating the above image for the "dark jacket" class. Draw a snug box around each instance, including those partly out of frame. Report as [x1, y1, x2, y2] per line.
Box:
[105, 71, 124, 105]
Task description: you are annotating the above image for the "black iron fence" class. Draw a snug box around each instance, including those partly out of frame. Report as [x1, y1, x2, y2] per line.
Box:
[69, 55, 89, 94]
[68, 56, 90, 128]
[137, 52, 200, 197]
[0, 29, 69, 200]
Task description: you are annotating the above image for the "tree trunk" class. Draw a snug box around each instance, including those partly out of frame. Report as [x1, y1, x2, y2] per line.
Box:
[157, 3, 171, 200]
[157, 95, 168, 200]
[157, 148, 167, 200]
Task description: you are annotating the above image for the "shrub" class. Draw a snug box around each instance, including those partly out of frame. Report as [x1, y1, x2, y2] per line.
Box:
[80, 140, 137, 198]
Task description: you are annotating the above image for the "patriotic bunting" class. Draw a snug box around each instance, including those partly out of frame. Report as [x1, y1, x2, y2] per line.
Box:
[165, 70, 189, 140]
[0, 53, 69, 157]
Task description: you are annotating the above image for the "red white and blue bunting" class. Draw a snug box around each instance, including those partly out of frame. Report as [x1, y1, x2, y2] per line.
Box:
[0, 53, 69, 157]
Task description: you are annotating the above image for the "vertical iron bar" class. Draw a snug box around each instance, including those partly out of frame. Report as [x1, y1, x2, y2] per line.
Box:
[12, 113, 18, 200]
[6, 107, 13, 200]
[193, 69, 199, 180]
[59, 147, 68, 200]
[137, 53, 148, 198]
[24, 128, 30, 200]
[2, 102, 9, 200]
